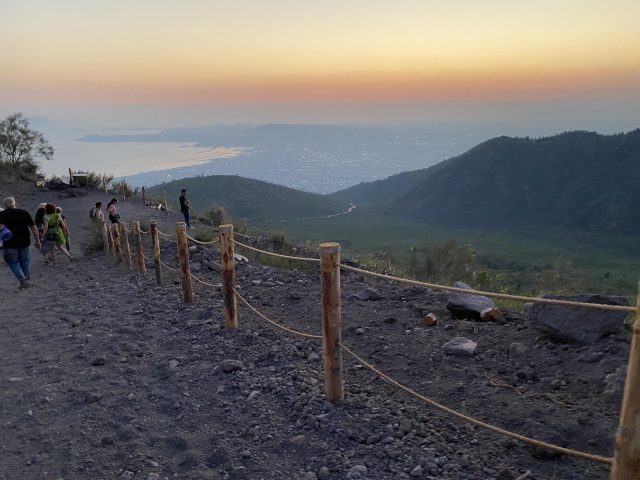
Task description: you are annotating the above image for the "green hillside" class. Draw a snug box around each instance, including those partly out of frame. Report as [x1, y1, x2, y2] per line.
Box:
[332, 130, 640, 234]
[145, 175, 347, 221]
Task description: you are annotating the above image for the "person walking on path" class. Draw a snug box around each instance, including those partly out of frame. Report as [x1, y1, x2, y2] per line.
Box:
[179, 189, 194, 228]
[41, 203, 73, 264]
[106, 198, 120, 224]
[0, 197, 41, 288]
[55, 207, 72, 253]
[34, 203, 47, 240]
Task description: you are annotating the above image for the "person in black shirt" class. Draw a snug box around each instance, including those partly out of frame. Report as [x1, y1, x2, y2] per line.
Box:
[179, 189, 193, 228]
[0, 197, 41, 288]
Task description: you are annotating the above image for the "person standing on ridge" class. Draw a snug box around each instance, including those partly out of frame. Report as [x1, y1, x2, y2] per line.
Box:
[0, 197, 41, 289]
[179, 189, 193, 228]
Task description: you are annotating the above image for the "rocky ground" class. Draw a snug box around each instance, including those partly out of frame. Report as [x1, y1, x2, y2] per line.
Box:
[0, 183, 631, 479]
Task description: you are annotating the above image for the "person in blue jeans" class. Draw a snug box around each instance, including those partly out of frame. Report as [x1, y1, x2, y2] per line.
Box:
[179, 189, 193, 228]
[0, 197, 41, 289]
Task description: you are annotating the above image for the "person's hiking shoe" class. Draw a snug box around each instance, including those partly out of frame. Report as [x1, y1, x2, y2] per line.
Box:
[19, 280, 32, 289]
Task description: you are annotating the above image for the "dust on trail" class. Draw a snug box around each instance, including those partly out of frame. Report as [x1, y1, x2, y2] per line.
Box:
[0, 185, 624, 480]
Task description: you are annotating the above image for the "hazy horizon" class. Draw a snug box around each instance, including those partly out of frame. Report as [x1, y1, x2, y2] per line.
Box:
[2, 0, 639, 185]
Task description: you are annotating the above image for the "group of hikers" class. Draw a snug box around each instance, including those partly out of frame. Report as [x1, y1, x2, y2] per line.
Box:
[0, 197, 73, 289]
[1, 189, 194, 289]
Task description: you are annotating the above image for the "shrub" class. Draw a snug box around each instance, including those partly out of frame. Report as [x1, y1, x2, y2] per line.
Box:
[111, 179, 134, 198]
[72, 171, 114, 189]
[200, 204, 230, 227]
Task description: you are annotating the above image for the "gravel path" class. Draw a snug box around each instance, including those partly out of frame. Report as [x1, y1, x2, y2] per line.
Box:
[0, 185, 627, 479]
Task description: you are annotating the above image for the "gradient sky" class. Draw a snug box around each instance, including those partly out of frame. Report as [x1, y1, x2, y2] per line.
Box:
[1, 0, 639, 126]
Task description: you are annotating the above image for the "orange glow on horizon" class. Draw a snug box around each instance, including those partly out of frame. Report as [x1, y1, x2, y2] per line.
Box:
[1, 0, 639, 108]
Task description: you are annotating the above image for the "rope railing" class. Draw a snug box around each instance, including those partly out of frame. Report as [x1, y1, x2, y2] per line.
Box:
[232, 287, 611, 464]
[138, 228, 150, 234]
[156, 229, 176, 238]
[340, 264, 635, 313]
[234, 288, 322, 340]
[189, 271, 222, 288]
[102, 219, 638, 476]
[232, 239, 320, 264]
[338, 342, 612, 464]
[185, 233, 220, 245]
[159, 258, 178, 271]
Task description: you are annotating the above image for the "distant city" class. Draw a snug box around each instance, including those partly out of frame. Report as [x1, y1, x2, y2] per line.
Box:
[74, 123, 493, 193]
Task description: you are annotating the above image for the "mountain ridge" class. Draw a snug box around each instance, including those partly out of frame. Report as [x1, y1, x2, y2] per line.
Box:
[145, 175, 346, 221]
[331, 129, 640, 234]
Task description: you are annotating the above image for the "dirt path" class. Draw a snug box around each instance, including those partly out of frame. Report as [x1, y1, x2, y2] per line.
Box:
[0, 185, 626, 479]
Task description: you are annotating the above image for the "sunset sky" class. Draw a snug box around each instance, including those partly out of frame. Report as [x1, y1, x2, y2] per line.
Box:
[1, 0, 639, 127]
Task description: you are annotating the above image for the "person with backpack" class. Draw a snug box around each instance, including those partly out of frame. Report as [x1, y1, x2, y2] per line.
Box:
[41, 203, 73, 264]
[90, 202, 104, 223]
[106, 198, 120, 224]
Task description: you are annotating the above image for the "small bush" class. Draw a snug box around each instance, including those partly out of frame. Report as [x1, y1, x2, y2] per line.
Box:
[111, 179, 134, 198]
[200, 205, 230, 227]
[72, 171, 114, 189]
[356, 251, 404, 276]
[269, 230, 287, 251]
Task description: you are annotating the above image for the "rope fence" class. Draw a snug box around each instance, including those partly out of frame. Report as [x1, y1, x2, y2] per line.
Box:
[234, 287, 612, 464]
[233, 238, 320, 264]
[189, 271, 221, 288]
[185, 233, 219, 245]
[234, 288, 323, 340]
[156, 229, 176, 238]
[338, 342, 612, 464]
[340, 264, 636, 313]
[101, 220, 639, 476]
[159, 259, 178, 271]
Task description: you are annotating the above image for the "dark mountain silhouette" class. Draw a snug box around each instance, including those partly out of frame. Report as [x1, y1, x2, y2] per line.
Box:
[146, 175, 346, 221]
[332, 130, 640, 234]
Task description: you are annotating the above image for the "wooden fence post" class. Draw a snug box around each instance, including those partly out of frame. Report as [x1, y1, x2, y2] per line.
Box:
[176, 222, 194, 304]
[132, 221, 146, 274]
[320, 242, 343, 402]
[119, 222, 132, 269]
[102, 221, 110, 254]
[611, 281, 640, 478]
[107, 224, 115, 256]
[113, 224, 122, 263]
[150, 221, 161, 285]
[219, 224, 237, 328]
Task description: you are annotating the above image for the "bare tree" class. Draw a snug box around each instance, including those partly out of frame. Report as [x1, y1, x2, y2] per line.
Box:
[0, 113, 54, 169]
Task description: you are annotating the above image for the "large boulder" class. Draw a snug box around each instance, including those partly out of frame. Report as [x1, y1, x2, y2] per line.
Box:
[446, 281, 501, 321]
[526, 294, 628, 344]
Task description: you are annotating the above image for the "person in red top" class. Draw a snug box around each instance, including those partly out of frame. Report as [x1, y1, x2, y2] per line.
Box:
[0, 197, 41, 288]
